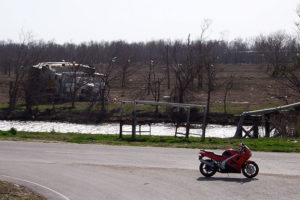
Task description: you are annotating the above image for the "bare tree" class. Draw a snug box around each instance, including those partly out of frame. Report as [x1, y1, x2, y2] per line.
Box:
[254, 31, 296, 77]
[171, 35, 197, 103]
[195, 19, 212, 90]
[201, 41, 218, 142]
[147, 60, 154, 95]
[223, 75, 234, 114]
[88, 57, 118, 111]
[149, 60, 163, 113]
[0, 42, 15, 77]
[23, 66, 45, 114]
[276, 57, 300, 99]
[120, 58, 132, 89]
[109, 41, 134, 90]
[164, 44, 171, 89]
[229, 38, 249, 63]
[8, 32, 44, 111]
[295, 5, 300, 33]
[268, 7, 300, 101]
[68, 63, 91, 108]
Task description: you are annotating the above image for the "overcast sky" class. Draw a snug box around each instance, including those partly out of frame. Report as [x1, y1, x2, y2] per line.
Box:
[1, 0, 300, 43]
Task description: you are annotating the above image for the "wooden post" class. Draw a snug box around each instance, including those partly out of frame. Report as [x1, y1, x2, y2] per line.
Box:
[139, 124, 141, 136]
[265, 114, 270, 138]
[132, 101, 137, 139]
[253, 124, 259, 138]
[119, 102, 124, 138]
[186, 107, 190, 138]
[234, 115, 245, 138]
[201, 106, 208, 141]
[166, 45, 170, 89]
[119, 121, 123, 139]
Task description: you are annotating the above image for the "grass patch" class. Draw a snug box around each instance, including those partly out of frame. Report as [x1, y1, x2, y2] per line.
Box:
[210, 104, 248, 114]
[209, 102, 288, 115]
[1, 102, 284, 116]
[0, 130, 299, 152]
[0, 104, 8, 109]
[0, 180, 46, 200]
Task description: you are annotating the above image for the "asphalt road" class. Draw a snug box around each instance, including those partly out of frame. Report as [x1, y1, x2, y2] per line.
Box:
[0, 141, 300, 200]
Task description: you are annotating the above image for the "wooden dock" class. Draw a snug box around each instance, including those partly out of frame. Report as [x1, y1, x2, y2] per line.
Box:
[234, 102, 300, 138]
[119, 100, 206, 138]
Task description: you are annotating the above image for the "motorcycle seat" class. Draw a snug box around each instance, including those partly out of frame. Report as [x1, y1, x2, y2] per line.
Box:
[204, 151, 222, 158]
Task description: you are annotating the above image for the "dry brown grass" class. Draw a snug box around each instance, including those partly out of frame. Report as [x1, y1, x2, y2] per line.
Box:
[0, 75, 10, 104]
[107, 63, 298, 110]
[0, 64, 298, 111]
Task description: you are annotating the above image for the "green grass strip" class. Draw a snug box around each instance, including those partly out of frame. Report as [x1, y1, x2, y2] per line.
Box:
[1, 130, 299, 152]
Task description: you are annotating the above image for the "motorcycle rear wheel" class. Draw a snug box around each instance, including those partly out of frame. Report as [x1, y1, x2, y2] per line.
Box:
[242, 162, 259, 178]
[199, 160, 217, 177]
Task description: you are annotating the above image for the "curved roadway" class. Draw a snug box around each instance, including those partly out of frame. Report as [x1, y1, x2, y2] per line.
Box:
[0, 141, 300, 200]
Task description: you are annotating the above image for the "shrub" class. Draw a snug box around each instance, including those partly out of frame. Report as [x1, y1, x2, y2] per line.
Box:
[296, 116, 300, 137]
[9, 128, 17, 135]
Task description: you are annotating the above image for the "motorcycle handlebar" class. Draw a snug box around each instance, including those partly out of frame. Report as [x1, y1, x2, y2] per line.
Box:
[239, 148, 245, 154]
[238, 143, 246, 153]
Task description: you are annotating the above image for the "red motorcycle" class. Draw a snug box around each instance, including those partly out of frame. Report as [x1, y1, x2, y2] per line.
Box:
[198, 143, 259, 178]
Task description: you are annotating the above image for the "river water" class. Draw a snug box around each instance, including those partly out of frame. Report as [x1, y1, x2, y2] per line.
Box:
[0, 120, 256, 138]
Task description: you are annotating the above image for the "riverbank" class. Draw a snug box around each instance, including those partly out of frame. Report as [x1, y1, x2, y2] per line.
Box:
[0, 120, 243, 138]
[0, 103, 260, 126]
[1, 129, 299, 152]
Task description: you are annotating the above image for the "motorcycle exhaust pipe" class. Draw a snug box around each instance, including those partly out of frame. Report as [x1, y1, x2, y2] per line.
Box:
[199, 159, 215, 167]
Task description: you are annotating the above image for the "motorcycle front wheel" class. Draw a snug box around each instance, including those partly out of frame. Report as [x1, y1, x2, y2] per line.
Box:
[242, 162, 259, 178]
[199, 160, 217, 177]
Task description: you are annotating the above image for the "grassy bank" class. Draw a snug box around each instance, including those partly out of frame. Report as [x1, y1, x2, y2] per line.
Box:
[0, 180, 46, 200]
[1, 129, 299, 152]
[0, 102, 282, 115]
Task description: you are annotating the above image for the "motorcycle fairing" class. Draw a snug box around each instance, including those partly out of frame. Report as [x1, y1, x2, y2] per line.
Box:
[199, 150, 223, 162]
[198, 144, 258, 178]
[199, 148, 251, 172]
[220, 154, 238, 169]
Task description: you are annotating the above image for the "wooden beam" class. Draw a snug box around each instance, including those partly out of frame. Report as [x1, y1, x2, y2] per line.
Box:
[264, 114, 271, 138]
[186, 107, 190, 138]
[132, 101, 137, 139]
[119, 102, 124, 139]
[234, 115, 245, 138]
[241, 102, 300, 116]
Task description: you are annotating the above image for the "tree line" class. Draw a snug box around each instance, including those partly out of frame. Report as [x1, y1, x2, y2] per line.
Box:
[0, 29, 299, 140]
[0, 30, 299, 108]
[1, 31, 298, 74]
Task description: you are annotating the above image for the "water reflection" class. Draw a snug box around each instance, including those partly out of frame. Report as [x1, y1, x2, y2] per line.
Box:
[0, 120, 247, 138]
